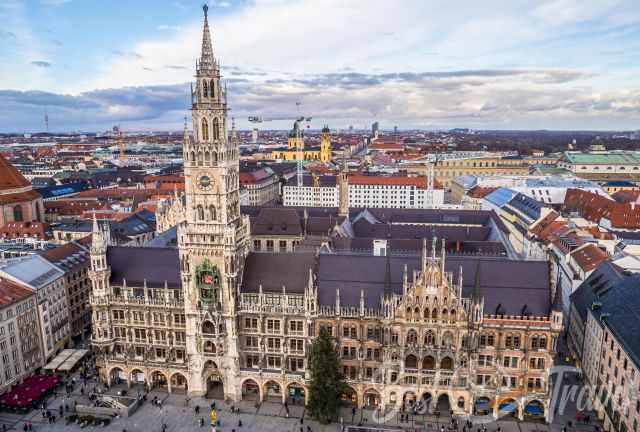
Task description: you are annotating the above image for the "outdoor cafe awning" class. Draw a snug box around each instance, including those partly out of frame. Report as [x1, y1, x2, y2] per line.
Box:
[42, 349, 89, 373]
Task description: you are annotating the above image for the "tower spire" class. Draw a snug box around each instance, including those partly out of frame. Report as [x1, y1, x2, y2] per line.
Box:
[199, 3, 215, 72]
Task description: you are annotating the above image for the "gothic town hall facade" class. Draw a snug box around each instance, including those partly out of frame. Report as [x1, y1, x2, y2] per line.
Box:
[89, 6, 562, 422]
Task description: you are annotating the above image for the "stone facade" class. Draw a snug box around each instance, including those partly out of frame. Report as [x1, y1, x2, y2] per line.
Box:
[89, 6, 562, 422]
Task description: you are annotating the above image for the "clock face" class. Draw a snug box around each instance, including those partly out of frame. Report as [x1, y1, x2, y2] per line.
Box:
[199, 175, 212, 190]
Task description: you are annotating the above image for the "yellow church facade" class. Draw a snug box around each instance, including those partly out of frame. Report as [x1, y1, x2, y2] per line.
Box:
[271, 125, 332, 162]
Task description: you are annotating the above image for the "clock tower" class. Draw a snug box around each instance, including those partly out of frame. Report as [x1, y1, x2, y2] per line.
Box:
[178, 4, 249, 398]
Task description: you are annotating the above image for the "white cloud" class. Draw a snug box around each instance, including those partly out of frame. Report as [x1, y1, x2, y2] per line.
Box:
[3, 0, 640, 130]
[157, 24, 182, 31]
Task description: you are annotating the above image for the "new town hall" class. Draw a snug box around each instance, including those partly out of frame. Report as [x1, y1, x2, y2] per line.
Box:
[89, 6, 562, 421]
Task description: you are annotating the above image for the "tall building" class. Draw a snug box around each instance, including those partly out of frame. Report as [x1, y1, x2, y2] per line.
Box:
[89, 7, 563, 419]
[0, 277, 42, 395]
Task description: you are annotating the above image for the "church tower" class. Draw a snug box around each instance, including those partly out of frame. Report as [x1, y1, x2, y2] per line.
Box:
[179, 4, 250, 398]
[320, 125, 331, 162]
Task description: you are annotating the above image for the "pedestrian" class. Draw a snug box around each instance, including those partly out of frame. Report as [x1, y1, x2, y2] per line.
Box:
[199, 418, 204, 427]
[22, 423, 27, 432]
[238, 419, 243, 427]
[195, 405, 200, 415]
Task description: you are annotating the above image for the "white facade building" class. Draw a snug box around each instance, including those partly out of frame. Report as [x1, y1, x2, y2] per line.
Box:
[0, 278, 42, 395]
[283, 175, 445, 209]
[0, 255, 69, 361]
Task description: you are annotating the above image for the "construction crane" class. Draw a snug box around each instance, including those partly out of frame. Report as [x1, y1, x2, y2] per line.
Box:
[247, 107, 312, 187]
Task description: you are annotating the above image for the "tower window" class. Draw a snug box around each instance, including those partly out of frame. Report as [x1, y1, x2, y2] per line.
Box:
[210, 79, 215, 98]
[203, 80, 208, 98]
[209, 205, 216, 221]
[197, 205, 204, 221]
[213, 118, 219, 140]
[202, 118, 209, 141]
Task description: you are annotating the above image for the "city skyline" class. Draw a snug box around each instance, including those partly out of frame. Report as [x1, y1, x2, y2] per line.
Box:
[1, 0, 640, 132]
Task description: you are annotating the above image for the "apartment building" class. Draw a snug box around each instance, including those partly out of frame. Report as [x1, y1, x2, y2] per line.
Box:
[0, 277, 42, 394]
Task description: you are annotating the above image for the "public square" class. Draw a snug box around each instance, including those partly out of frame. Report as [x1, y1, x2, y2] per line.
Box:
[0, 368, 604, 432]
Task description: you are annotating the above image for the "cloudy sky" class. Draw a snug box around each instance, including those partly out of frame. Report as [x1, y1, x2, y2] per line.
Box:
[1, 0, 640, 133]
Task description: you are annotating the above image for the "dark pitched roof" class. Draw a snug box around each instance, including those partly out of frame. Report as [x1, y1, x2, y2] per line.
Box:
[569, 260, 625, 322]
[241, 252, 315, 293]
[595, 274, 640, 368]
[315, 253, 550, 314]
[250, 208, 302, 236]
[106, 246, 181, 288]
[351, 218, 491, 242]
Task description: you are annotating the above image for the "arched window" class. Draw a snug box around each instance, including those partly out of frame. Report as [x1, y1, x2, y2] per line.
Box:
[191, 151, 196, 163]
[209, 205, 216, 221]
[202, 118, 209, 141]
[405, 354, 418, 369]
[197, 152, 203, 166]
[424, 330, 435, 346]
[13, 205, 23, 222]
[210, 79, 215, 98]
[440, 357, 453, 370]
[197, 205, 204, 221]
[422, 355, 435, 370]
[204, 151, 210, 164]
[202, 321, 215, 334]
[431, 309, 438, 320]
[204, 341, 216, 353]
[203, 80, 209, 98]
[213, 118, 219, 140]
[35, 204, 41, 222]
[423, 308, 430, 319]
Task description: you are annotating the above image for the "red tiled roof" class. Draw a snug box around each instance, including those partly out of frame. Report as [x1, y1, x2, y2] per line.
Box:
[0, 190, 42, 206]
[570, 244, 608, 272]
[74, 188, 173, 200]
[41, 241, 89, 272]
[45, 200, 107, 216]
[529, 210, 560, 237]
[0, 221, 47, 240]
[0, 155, 31, 191]
[611, 190, 640, 204]
[0, 277, 34, 307]
[564, 189, 640, 229]
[370, 142, 404, 151]
[239, 169, 275, 185]
[468, 186, 498, 199]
